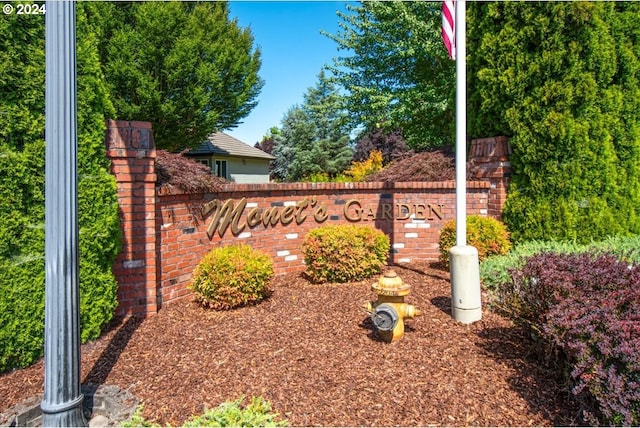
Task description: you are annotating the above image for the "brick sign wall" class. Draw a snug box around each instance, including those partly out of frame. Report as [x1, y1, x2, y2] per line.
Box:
[105, 120, 511, 316]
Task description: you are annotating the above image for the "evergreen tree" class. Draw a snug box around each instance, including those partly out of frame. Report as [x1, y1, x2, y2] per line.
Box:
[255, 127, 279, 179]
[91, 1, 263, 151]
[468, 2, 640, 243]
[273, 71, 353, 181]
[0, 3, 121, 371]
[325, 1, 454, 150]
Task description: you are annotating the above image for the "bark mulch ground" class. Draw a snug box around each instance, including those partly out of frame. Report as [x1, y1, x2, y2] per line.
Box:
[0, 262, 580, 427]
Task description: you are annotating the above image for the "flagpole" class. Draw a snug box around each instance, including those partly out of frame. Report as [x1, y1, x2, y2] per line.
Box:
[449, 0, 482, 324]
[455, 0, 466, 247]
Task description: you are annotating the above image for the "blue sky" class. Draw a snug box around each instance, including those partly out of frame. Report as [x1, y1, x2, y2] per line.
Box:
[226, 1, 354, 146]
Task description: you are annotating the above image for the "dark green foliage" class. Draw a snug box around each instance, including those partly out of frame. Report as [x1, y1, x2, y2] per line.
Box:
[302, 225, 390, 283]
[497, 252, 640, 425]
[0, 250, 46, 372]
[468, 2, 640, 243]
[439, 216, 511, 267]
[326, 1, 455, 150]
[0, 4, 120, 372]
[190, 244, 274, 310]
[91, 1, 263, 151]
[272, 71, 353, 181]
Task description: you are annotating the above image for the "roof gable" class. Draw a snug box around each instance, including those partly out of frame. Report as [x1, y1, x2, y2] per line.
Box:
[186, 132, 275, 160]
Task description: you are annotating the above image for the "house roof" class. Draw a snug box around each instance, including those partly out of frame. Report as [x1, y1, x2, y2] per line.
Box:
[186, 132, 275, 160]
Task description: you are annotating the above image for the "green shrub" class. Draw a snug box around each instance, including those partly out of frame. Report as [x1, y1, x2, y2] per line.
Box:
[479, 234, 640, 295]
[302, 225, 390, 283]
[594, 234, 640, 265]
[123, 397, 287, 427]
[439, 215, 511, 267]
[183, 396, 288, 427]
[0, 6, 121, 373]
[190, 244, 274, 310]
[122, 405, 161, 427]
[468, 2, 640, 244]
[0, 258, 45, 372]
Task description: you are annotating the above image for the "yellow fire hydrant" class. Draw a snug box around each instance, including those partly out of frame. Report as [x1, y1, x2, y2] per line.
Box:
[365, 270, 420, 342]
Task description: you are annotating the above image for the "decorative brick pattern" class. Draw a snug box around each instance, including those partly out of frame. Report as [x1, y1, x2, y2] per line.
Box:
[106, 120, 158, 316]
[106, 120, 511, 316]
[469, 136, 512, 219]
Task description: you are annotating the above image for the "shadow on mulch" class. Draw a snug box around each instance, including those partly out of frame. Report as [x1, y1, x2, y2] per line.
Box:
[357, 316, 385, 342]
[83, 316, 144, 386]
[1, 263, 583, 427]
[394, 260, 450, 281]
[476, 326, 581, 426]
[430, 295, 452, 316]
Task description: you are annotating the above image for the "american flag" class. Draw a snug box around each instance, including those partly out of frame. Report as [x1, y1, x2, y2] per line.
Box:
[441, 0, 456, 60]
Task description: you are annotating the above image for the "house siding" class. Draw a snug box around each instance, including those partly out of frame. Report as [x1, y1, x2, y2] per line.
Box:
[190, 155, 271, 183]
[225, 157, 271, 183]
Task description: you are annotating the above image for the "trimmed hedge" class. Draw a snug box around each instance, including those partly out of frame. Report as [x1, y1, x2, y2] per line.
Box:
[468, 2, 640, 244]
[190, 244, 274, 310]
[439, 215, 511, 267]
[302, 224, 390, 283]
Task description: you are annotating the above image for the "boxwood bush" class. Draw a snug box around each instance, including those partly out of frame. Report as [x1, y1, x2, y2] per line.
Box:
[190, 244, 274, 310]
[302, 224, 390, 283]
[439, 215, 511, 267]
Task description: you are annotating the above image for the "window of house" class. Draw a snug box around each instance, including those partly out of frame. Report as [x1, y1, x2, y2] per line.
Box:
[195, 159, 210, 168]
[214, 160, 227, 179]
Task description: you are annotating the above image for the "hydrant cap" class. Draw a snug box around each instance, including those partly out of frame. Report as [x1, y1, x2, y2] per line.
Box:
[372, 270, 411, 296]
[371, 303, 399, 332]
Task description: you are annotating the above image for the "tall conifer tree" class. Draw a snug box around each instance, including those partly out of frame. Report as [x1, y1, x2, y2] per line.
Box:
[0, 3, 121, 371]
[273, 71, 353, 181]
[468, 2, 640, 242]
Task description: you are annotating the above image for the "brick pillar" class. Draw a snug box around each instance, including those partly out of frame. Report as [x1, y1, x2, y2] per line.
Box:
[105, 120, 158, 316]
[469, 136, 512, 220]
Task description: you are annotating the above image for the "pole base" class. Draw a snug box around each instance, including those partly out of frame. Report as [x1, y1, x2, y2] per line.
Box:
[449, 245, 482, 324]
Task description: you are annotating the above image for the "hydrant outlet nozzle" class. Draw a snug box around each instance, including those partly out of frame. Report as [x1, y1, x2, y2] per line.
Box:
[405, 304, 420, 319]
[365, 270, 421, 342]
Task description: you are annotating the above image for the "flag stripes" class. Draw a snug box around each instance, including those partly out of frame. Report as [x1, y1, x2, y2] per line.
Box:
[441, 0, 455, 60]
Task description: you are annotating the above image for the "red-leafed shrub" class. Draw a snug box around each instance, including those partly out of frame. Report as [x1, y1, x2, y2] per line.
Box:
[156, 150, 227, 193]
[365, 150, 455, 182]
[503, 252, 640, 426]
[302, 225, 390, 283]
